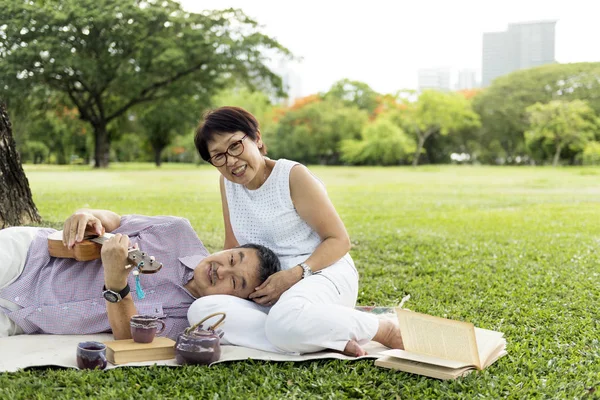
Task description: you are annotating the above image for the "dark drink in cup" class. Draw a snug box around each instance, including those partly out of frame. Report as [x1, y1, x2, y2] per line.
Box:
[76, 341, 107, 370]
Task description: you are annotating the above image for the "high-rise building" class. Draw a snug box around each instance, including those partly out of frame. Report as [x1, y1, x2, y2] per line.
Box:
[271, 59, 304, 105]
[455, 69, 479, 90]
[418, 67, 451, 92]
[482, 20, 556, 87]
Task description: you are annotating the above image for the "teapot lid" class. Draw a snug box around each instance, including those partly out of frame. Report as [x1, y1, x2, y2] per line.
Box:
[188, 330, 217, 337]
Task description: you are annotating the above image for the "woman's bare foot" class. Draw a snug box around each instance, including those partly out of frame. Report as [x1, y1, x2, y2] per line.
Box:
[372, 319, 404, 349]
[343, 339, 367, 357]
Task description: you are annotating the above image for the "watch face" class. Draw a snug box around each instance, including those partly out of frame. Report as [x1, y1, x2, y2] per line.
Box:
[103, 291, 119, 303]
[301, 264, 312, 278]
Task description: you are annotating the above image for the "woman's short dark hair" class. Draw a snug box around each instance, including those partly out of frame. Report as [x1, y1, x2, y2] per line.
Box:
[238, 243, 280, 285]
[195, 106, 267, 162]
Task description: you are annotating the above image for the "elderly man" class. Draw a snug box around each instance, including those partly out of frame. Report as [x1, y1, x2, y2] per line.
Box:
[0, 209, 280, 340]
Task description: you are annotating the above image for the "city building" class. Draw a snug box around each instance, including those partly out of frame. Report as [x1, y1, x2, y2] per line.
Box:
[418, 67, 451, 92]
[455, 69, 479, 90]
[271, 59, 303, 105]
[482, 20, 556, 87]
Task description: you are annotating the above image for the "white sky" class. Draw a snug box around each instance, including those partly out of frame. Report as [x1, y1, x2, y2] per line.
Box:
[179, 0, 600, 97]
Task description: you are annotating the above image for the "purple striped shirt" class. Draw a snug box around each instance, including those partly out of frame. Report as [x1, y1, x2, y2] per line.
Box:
[0, 215, 210, 340]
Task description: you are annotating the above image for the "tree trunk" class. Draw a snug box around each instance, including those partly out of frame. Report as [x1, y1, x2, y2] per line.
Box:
[412, 135, 426, 167]
[552, 144, 562, 167]
[154, 146, 163, 167]
[93, 123, 110, 168]
[0, 102, 42, 228]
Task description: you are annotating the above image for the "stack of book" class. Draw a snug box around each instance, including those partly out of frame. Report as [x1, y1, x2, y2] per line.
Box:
[103, 337, 175, 365]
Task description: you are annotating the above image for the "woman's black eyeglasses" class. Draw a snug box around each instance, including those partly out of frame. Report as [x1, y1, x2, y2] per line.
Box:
[208, 135, 248, 167]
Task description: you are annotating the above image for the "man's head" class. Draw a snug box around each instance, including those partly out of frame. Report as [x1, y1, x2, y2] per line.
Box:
[188, 243, 280, 299]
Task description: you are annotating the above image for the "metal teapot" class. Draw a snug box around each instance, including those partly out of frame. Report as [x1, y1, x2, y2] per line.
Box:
[175, 312, 226, 365]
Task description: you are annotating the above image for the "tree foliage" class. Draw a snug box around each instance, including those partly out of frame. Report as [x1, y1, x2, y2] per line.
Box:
[340, 116, 415, 165]
[581, 141, 600, 165]
[211, 87, 277, 135]
[324, 79, 380, 116]
[393, 90, 480, 166]
[472, 62, 600, 163]
[525, 99, 598, 166]
[270, 98, 368, 164]
[137, 96, 202, 166]
[0, 0, 290, 167]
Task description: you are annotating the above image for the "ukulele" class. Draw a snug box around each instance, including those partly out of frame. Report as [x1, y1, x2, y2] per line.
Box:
[47, 231, 163, 273]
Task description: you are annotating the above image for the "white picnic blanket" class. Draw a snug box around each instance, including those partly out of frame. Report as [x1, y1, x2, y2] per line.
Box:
[0, 333, 390, 372]
[0, 308, 405, 372]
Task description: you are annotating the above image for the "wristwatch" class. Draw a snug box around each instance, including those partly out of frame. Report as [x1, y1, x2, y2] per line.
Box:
[102, 284, 130, 303]
[299, 262, 313, 279]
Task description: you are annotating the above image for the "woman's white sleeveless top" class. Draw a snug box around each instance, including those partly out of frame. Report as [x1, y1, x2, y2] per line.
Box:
[224, 159, 323, 270]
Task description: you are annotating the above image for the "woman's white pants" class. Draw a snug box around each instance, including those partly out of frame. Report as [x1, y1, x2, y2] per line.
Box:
[187, 255, 379, 354]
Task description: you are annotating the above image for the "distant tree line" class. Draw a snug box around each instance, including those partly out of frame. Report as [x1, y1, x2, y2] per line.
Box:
[1, 1, 599, 167]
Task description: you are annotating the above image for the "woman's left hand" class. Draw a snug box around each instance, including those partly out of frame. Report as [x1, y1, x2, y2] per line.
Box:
[249, 268, 302, 306]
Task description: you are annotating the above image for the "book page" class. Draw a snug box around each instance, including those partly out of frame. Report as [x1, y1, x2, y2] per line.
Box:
[474, 328, 505, 367]
[395, 308, 481, 368]
[380, 349, 472, 369]
[374, 356, 474, 380]
[484, 344, 507, 368]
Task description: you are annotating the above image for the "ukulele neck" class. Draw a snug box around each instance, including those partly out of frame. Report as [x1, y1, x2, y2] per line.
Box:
[84, 233, 162, 274]
[88, 235, 112, 245]
[87, 234, 136, 256]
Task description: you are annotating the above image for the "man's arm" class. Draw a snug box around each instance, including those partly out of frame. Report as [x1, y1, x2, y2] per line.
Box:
[63, 208, 122, 249]
[105, 294, 137, 339]
[101, 233, 137, 339]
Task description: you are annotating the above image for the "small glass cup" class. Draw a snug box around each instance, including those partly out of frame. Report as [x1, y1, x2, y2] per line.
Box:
[76, 341, 107, 370]
[130, 314, 166, 343]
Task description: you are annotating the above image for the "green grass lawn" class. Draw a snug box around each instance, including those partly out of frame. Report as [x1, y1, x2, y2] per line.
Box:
[2, 164, 599, 399]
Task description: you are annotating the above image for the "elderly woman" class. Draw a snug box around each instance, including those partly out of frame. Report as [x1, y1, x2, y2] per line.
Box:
[188, 106, 403, 356]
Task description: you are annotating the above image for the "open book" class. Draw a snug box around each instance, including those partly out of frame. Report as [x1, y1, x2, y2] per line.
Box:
[374, 308, 507, 380]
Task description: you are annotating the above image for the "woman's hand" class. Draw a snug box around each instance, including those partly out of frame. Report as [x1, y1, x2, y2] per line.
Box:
[249, 267, 303, 306]
[63, 211, 105, 248]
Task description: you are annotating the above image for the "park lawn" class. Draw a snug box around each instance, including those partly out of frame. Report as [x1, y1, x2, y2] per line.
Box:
[1, 164, 599, 399]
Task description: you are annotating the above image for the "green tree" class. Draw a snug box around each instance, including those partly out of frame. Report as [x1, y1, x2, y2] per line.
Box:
[212, 88, 274, 122]
[324, 79, 380, 116]
[473, 62, 600, 163]
[137, 96, 202, 166]
[112, 133, 147, 163]
[7, 89, 88, 163]
[19, 141, 50, 164]
[581, 141, 600, 165]
[211, 87, 278, 138]
[340, 117, 416, 165]
[395, 90, 480, 166]
[525, 100, 598, 166]
[0, 0, 290, 167]
[164, 134, 200, 164]
[271, 99, 368, 164]
[28, 108, 89, 164]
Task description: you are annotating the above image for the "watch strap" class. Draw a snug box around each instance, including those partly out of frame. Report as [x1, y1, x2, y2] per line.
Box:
[299, 262, 313, 279]
[102, 284, 130, 302]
